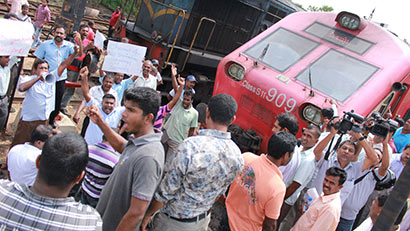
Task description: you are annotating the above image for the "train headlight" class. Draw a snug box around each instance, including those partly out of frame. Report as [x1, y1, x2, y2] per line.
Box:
[226, 62, 245, 81]
[336, 11, 361, 31]
[302, 105, 322, 125]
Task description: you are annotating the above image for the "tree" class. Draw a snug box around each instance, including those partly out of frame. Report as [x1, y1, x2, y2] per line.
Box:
[306, 5, 334, 12]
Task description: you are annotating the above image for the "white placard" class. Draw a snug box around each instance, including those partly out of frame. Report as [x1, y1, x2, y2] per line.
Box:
[0, 19, 34, 56]
[102, 41, 146, 76]
[94, 30, 106, 49]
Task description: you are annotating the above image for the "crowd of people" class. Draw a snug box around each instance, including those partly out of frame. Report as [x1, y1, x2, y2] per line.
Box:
[0, 2, 410, 231]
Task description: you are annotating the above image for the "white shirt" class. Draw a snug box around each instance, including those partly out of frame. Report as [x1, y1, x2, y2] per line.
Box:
[18, 70, 60, 121]
[133, 74, 157, 90]
[353, 217, 373, 231]
[311, 152, 365, 205]
[88, 85, 119, 107]
[0, 56, 19, 96]
[285, 147, 316, 205]
[84, 97, 124, 145]
[341, 169, 384, 220]
[280, 146, 301, 188]
[155, 72, 162, 82]
[7, 142, 41, 186]
[390, 153, 405, 178]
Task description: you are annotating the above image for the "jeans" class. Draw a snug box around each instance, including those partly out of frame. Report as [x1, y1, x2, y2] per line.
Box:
[61, 70, 79, 109]
[337, 217, 355, 231]
[32, 24, 43, 48]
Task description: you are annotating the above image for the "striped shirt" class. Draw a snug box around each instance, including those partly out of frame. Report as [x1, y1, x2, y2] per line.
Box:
[154, 104, 171, 130]
[0, 180, 102, 230]
[82, 143, 120, 199]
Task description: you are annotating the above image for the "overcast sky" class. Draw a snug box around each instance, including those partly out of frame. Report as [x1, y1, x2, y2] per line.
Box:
[292, 0, 410, 41]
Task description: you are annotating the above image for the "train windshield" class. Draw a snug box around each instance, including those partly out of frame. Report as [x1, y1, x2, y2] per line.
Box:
[296, 49, 379, 102]
[244, 28, 319, 72]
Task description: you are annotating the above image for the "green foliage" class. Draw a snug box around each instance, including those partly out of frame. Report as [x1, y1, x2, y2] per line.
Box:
[306, 5, 334, 12]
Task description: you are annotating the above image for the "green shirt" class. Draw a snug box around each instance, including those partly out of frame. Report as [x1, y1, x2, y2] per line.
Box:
[164, 100, 198, 142]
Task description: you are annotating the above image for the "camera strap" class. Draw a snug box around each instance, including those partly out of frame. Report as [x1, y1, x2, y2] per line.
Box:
[324, 134, 343, 161]
[354, 170, 372, 185]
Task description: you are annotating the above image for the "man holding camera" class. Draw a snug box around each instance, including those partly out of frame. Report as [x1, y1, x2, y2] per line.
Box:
[11, 47, 78, 147]
[311, 117, 378, 205]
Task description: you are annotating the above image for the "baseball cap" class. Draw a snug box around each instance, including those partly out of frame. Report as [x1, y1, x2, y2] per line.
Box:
[187, 75, 197, 82]
[151, 59, 159, 66]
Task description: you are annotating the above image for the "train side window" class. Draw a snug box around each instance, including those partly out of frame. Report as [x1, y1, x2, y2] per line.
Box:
[244, 28, 320, 72]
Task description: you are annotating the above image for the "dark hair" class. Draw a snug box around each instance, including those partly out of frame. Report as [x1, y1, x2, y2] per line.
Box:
[321, 108, 334, 119]
[21, 4, 29, 9]
[276, 113, 299, 136]
[404, 143, 410, 150]
[54, 25, 66, 33]
[338, 140, 358, 154]
[267, 131, 297, 159]
[103, 93, 115, 101]
[88, 20, 95, 26]
[29, 124, 53, 143]
[103, 74, 114, 81]
[38, 132, 88, 187]
[325, 167, 347, 185]
[305, 124, 321, 138]
[183, 90, 194, 99]
[395, 117, 405, 127]
[79, 24, 89, 31]
[124, 86, 160, 123]
[208, 94, 237, 126]
[33, 59, 49, 70]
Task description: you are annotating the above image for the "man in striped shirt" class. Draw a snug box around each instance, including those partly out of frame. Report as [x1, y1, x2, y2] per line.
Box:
[80, 135, 120, 208]
[0, 132, 102, 230]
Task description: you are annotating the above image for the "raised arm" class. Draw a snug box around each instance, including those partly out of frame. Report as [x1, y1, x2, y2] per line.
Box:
[167, 75, 185, 110]
[171, 63, 179, 93]
[313, 124, 337, 161]
[57, 46, 79, 77]
[350, 131, 378, 171]
[74, 32, 83, 57]
[79, 67, 91, 103]
[378, 134, 391, 177]
[88, 105, 127, 152]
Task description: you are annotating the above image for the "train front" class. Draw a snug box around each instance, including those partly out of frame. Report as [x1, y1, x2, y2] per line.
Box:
[213, 11, 410, 154]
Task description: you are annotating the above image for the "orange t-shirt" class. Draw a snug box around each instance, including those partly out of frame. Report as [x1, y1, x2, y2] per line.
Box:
[226, 152, 286, 231]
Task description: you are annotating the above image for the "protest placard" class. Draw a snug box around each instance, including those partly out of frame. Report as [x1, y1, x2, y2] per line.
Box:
[102, 41, 147, 76]
[94, 30, 106, 49]
[0, 19, 34, 56]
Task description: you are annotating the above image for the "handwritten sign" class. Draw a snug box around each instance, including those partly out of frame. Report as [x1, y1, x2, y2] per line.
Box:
[102, 41, 147, 76]
[0, 19, 34, 56]
[94, 30, 106, 49]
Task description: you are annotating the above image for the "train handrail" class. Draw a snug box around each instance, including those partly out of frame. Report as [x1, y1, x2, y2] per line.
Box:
[148, 0, 187, 68]
[181, 17, 216, 72]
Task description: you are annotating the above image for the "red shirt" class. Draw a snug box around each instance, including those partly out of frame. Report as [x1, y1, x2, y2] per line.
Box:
[109, 11, 121, 27]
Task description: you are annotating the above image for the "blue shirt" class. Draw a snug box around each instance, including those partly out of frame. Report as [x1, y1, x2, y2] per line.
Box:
[393, 127, 410, 152]
[99, 76, 135, 103]
[34, 39, 74, 81]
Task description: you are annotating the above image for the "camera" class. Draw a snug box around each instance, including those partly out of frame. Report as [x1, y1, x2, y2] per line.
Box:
[329, 110, 365, 134]
[367, 112, 396, 138]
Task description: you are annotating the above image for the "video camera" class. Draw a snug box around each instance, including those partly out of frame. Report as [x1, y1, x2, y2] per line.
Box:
[329, 110, 365, 134]
[366, 112, 399, 138]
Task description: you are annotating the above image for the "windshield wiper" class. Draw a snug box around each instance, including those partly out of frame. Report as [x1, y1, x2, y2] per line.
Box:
[308, 66, 314, 97]
[258, 44, 269, 61]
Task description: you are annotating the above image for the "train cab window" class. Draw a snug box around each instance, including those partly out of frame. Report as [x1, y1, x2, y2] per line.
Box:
[244, 28, 319, 72]
[296, 49, 379, 102]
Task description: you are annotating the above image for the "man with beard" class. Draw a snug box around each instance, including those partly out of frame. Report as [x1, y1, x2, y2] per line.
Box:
[133, 60, 158, 90]
[79, 67, 123, 145]
[34, 26, 81, 127]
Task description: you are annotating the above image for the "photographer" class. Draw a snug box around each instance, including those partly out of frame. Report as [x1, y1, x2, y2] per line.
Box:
[311, 117, 378, 205]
